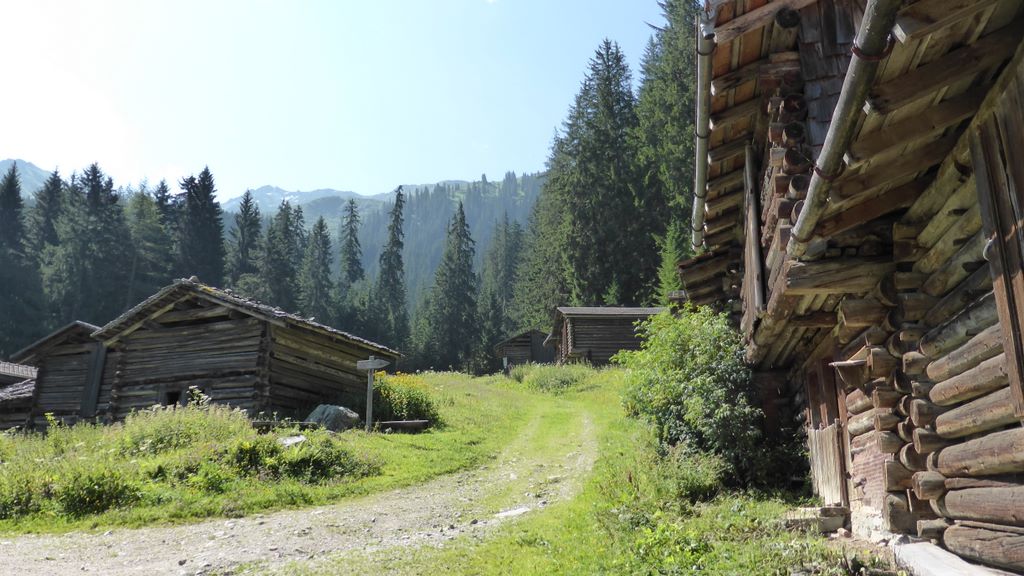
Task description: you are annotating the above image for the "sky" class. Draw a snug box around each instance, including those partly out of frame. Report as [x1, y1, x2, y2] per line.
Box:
[2, 1, 665, 201]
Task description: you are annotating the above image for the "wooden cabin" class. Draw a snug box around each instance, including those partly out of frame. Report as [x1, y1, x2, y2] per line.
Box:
[10, 322, 104, 429]
[679, 0, 1024, 571]
[0, 361, 36, 386]
[0, 379, 34, 430]
[546, 307, 663, 365]
[5, 279, 400, 428]
[493, 330, 555, 370]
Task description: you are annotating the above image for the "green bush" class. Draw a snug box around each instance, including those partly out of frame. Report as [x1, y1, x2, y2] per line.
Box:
[508, 363, 535, 383]
[0, 474, 40, 519]
[520, 364, 594, 393]
[227, 435, 282, 477]
[54, 466, 140, 517]
[374, 373, 442, 424]
[280, 433, 376, 482]
[119, 401, 253, 456]
[614, 307, 772, 485]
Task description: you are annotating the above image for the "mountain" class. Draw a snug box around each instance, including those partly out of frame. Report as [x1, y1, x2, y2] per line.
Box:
[0, 159, 50, 199]
[221, 185, 387, 215]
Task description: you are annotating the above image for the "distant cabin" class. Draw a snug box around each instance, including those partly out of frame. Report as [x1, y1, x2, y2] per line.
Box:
[545, 307, 663, 365]
[0, 361, 37, 386]
[0, 361, 37, 429]
[3, 279, 399, 429]
[493, 330, 554, 370]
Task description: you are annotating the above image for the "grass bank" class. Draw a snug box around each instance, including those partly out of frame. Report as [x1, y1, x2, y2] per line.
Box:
[278, 366, 870, 576]
[0, 372, 536, 534]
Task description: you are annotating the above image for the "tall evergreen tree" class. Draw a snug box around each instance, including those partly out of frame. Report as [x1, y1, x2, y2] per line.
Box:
[124, 191, 175, 306]
[28, 169, 63, 258]
[178, 167, 225, 285]
[377, 187, 409, 350]
[0, 164, 44, 357]
[298, 217, 335, 323]
[259, 200, 299, 310]
[79, 163, 133, 322]
[656, 221, 685, 305]
[339, 199, 364, 286]
[481, 213, 524, 336]
[420, 202, 478, 370]
[227, 190, 262, 285]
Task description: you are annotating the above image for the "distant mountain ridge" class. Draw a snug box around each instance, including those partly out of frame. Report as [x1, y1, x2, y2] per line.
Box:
[0, 159, 50, 199]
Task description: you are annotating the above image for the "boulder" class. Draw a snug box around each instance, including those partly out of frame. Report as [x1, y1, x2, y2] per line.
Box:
[305, 404, 360, 431]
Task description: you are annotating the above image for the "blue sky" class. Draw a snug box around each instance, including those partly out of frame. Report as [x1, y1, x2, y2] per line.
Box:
[3, 1, 665, 200]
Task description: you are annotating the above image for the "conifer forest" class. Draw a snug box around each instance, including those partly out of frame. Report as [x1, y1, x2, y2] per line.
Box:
[0, 1, 698, 373]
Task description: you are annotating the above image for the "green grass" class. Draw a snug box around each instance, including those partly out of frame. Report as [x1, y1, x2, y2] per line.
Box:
[0, 372, 537, 534]
[276, 368, 872, 576]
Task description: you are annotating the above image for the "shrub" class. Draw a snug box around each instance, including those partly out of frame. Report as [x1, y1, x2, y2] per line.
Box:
[374, 373, 442, 425]
[520, 364, 594, 393]
[187, 462, 236, 493]
[227, 435, 282, 477]
[508, 363, 534, 383]
[54, 466, 140, 517]
[280, 433, 376, 482]
[614, 307, 773, 485]
[0, 474, 40, 519]
[119, 401, 253, 456]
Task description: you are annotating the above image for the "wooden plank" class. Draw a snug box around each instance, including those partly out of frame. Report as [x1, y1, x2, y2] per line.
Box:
[710, 97, 763, 132]
[79, 343, 107, 419]
[815, 180, 925, 239]
[846, 91, 984, 166]
[894, 0, 1003, 44]
[710, 53, 801, 96]
[714, 0, 819, 45]
[972, 104, 1024, 417]
[832, 135, 958, 199]
[708, 137, 750, 164]
[866, 20, 1024, 115]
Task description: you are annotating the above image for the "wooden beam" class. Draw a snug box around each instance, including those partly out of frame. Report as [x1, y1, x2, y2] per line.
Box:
[893, 0, 1002, 44]
[713, 0, 819, 45]
[815, 180, 925, 239]
[790, 311, 835, 328]
[866, 20, 1024, 115]
[846, 91, 984, 167]
[710, 97, 763, 133]
[707, 170, 745, 198]
[708, 137, 749, 164]
[832, 135, 958, 199]
[710, 52, 801, 96]
[786, 257, 896, 296]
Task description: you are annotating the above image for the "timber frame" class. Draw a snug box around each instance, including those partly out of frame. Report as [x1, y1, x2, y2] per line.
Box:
[680, 0, 1024, 571]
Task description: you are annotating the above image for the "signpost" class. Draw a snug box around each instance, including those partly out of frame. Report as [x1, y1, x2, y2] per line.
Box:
[356, 355, 390, 432]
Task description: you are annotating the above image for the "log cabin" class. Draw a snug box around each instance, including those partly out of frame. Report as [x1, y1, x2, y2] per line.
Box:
[679, 0, 1024, 571]
[4, 279, 400, 428]
[0, 379, 33, 430]
[493, 329, 555, 370]
[0, 361, 36, 386]
[545, 307, 664, 365]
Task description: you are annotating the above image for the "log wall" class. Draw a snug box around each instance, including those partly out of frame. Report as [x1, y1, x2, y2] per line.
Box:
[28, 343, 110, 429]
[560, 317, 649, 365]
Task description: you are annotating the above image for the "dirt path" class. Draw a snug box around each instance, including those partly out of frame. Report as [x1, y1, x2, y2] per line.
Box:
[0, 403, 598, 576]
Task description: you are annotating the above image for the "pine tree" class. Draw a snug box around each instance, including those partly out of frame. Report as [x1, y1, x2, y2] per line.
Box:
[298, 217, 335, 323]
[178, 167, 225, 286]
[79, 163, 133, 322]
[227, 190, 262, 284]
[0, 164, 45, 356]
[124, 191, 174, 306]
[377, 187, 409, 350]
[481, 214, 524, 335]
[28, 169, 63, 258]
[472, 287, 504, 374]
[656, 221, 685, 305]
[421, 202, 478, 370]
[339, 198, 364, 286]
[259, 200, 299, 311]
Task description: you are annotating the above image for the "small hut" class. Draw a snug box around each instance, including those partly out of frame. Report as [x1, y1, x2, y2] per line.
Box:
[547, 307, 663, 365]
[493, 330, 554, 370]
[6, 279, 400, 428]
[0, 379, 35, 430]
[0, 361, 36, 386]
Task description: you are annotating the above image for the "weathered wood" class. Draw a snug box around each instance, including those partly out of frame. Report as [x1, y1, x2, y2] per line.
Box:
[847, 92, 984, 167]
[768, 6, 801, 53]
[904, 352, 929, 377]
[913, 470, 947, 500]
[927, 324, 1003, 383]
[893, 0, 1003, 43]
[944, 485, 1024, 527]
[708, 138, 749, 165]
[707, 170, 745, 197]
[917, 518, 952, 540]
[915, 428, 954, 454]
[943, 524, 1024, 572]
[910, 399, 948, 428]
[885, 492, 917, 534]
[846, 387, 874, 414]
[786, 258, 896, 296]
[922, 230, 987, 297]
[901, 443, 929, 471]
[710, 53, 802, 96]
[875, 409, 901, 432]
[710, 98, 763, 133]
[713, 0, 818, 44]
[919, 292, 999, 359]
[849, 407, 882, 437]
[897, 293, 937, 324]
[917, 175, 978, 250]
[930, 353, 1009, 407]
[922, 265, 993, 328]
[832, 135, 958, 199]
[791, 311, 835, 328]
[937, 428, 1024, 477]
[782, 147, 812, 175]
[885, 460, 915, 491]
[838, 298, 887, 328]
[898, 417, 915, 442]
[872, 387, 903, 409]
[877, 431, 904, 454]
[935, 386, 1017, 439]
[866, 21, 1024, 114]
[912, 380, 935, 399]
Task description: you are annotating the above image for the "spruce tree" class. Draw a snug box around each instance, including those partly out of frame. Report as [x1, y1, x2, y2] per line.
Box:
[178, 167, 225, 286]
[79, 164, 133, 322]
[656, 221, 685, 305]
[472, 287, 504, 374]
[124, 191, 174, 306]
[0, 164, 45, 356]
[227, 190, 262, 284]
[421, 202, 478, 370]
[28, 169, 63, 258]
[339, 198, 364, 286]
[481, 213, 524, 335]
[298, 217, 334, 323]
[259, 200, 299, 310]
[377, 187, 409, 350]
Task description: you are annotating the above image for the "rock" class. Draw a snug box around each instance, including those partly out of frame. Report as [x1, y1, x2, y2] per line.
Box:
[178, 559, 187, 566]
[836, 527, 851, 538]
[305, 405, 360, 431]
